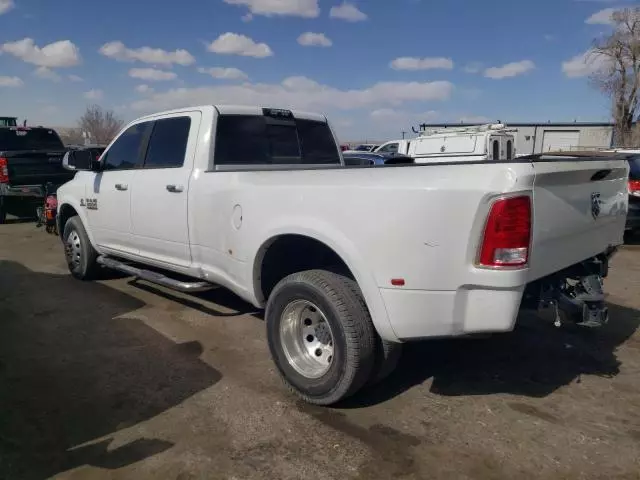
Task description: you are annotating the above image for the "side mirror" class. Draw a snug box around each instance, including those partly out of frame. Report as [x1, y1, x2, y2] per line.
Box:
[63, 149, 101, 172]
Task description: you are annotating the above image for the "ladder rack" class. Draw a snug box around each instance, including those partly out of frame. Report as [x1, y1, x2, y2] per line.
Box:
[419, 123, 516, 136]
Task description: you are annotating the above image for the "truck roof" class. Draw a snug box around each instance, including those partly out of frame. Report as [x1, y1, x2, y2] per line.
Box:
[134, 105, 327, 123]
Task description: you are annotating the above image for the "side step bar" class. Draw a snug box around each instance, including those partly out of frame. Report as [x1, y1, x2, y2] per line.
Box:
[97, 255, 213, 293]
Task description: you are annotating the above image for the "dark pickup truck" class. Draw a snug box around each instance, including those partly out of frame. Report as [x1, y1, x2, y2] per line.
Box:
[0, 126, 73, 223]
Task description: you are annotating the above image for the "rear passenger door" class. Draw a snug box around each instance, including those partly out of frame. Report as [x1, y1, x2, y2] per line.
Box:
[130, 111, 201, 267]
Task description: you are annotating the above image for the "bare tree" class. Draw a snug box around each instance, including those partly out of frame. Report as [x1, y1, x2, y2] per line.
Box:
[77, 104, 124, 145]
[56, 128, 85, 146]
[590, 7, 640, 147]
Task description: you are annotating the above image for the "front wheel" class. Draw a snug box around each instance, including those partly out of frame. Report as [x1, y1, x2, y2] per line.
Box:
[63, 216, 99, 280]
[266, 269, 376, 405]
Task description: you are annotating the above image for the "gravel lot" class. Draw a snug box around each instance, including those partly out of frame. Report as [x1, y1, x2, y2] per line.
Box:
[1, 220, 639, 480]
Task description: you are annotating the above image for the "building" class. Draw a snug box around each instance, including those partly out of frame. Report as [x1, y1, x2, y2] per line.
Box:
[415, 122, 615, 156]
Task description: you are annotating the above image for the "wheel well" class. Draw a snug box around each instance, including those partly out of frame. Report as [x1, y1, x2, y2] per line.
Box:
[256, 235, 353, 303]
[58, 204, 78, 238]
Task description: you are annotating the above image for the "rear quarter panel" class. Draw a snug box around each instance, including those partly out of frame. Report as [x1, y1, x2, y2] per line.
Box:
[188, 163, 538, 340]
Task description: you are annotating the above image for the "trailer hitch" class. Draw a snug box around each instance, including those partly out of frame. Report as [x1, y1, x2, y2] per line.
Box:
[524, 253, 613, 329]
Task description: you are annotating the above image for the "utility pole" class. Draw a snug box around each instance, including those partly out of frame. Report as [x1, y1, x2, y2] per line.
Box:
[401, 131, 406, 139]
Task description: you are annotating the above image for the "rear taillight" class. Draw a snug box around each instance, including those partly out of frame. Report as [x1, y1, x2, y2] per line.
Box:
[629, 180, 640, 197]
[478, 195, 531, 268]
[0, 157, 8, 184]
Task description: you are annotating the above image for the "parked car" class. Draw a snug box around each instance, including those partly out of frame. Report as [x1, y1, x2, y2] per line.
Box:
[374, 123, 517, 162]
[0, 126, 72, 223]
[342, 151, 414, 166]
[57, 105, 628, 406]
[345, 143, 379, 153]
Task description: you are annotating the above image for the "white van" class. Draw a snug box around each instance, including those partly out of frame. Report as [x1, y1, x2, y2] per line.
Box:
[374, 124, 517, 163]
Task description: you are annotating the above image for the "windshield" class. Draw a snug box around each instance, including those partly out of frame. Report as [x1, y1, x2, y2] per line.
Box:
[629, 155, 640, 180]
[0, 128, 64, 151]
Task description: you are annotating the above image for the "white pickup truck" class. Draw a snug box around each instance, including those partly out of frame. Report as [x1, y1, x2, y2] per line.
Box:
[57, 105, 629, 405]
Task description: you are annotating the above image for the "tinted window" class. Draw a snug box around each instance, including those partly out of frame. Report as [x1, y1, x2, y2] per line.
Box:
[379, 143, 399, 154]
[267, 123, 300, 160]
[103, 122, 151, 171]
[144, 117, 191, 168]
[297, 119, 340, 164]
[629, 156, 640, 180]
[0, 128, 64, 150]
[215, 115, 340, 166]
[492, 140, 500, 160]
[506, 140, 513, 160]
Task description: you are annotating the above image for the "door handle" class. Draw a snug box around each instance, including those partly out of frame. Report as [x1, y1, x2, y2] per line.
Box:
[115, 183, 128, 191]
[166, 184, 184, 193]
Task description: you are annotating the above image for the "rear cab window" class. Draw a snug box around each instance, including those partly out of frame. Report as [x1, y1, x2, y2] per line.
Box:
[214, 109, 341, 167]
[0, 127, 64, 151]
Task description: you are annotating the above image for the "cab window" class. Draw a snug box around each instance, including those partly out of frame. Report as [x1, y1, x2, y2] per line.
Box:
[102, 122, 152, 171]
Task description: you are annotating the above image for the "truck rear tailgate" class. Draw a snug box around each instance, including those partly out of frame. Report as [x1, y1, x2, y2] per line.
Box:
[528, 155, 628, 281]
[3, 150, 73, 186]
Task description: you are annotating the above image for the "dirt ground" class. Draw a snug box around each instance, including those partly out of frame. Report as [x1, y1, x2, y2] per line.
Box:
[1, 221, 639, 480]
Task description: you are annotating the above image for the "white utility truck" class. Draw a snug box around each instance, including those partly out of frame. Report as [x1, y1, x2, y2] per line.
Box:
[57, 105, 628, 405]
[375, 123, 517, 162]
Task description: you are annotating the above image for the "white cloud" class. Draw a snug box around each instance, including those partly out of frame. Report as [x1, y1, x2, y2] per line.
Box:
[129, 68, 177, 81]
[370, 108, 439, 124]
[207, 33, 273, 58]
[223, 0, 319, 18]
[586, 7, 618, 25]
[84, 89, 104, 100]
[484, 60, 535, 79]
[390, 57, 454, 71]
[135, 84, 155, 94]
[1, 38, 81, 68]
[562, 49, 611, 78]
[99, 41, 195, 66]
[463, 62, 483, 74]
[297, 32, 333, 47]
[0, 0, 14, 14]
[197, 67, 248, 80]
[241, 12, 253, 21]
[544, 34, 555, 41]
[68, 74, 83, 82]
[34, 66, 61, 82]
[0, 75, 23, 87]
[329, 2, 367, 22]
[129, 76, 453, 113]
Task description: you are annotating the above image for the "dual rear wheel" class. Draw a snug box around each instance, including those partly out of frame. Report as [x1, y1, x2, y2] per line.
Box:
[266, 269, 401, 405]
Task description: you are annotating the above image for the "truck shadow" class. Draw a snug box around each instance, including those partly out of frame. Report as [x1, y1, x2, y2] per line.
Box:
[128, 279, 263, 318]
[0, 261, 222, 480]
[124, 276, 640, 408]
[340, 302, 640, 408]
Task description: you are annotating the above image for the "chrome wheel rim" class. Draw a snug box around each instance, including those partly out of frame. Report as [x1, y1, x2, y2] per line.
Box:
[65, 230, 82, 268]
[279, 300, 335, 379]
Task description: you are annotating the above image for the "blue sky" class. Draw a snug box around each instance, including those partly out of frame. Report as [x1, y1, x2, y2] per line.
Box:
[0, 0, 634, 140]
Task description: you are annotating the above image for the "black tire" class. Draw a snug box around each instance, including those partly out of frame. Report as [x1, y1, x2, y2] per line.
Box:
[63, 216, 99, 280]
[266, 269, 376, 405]
[367, 338, 402, 386]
